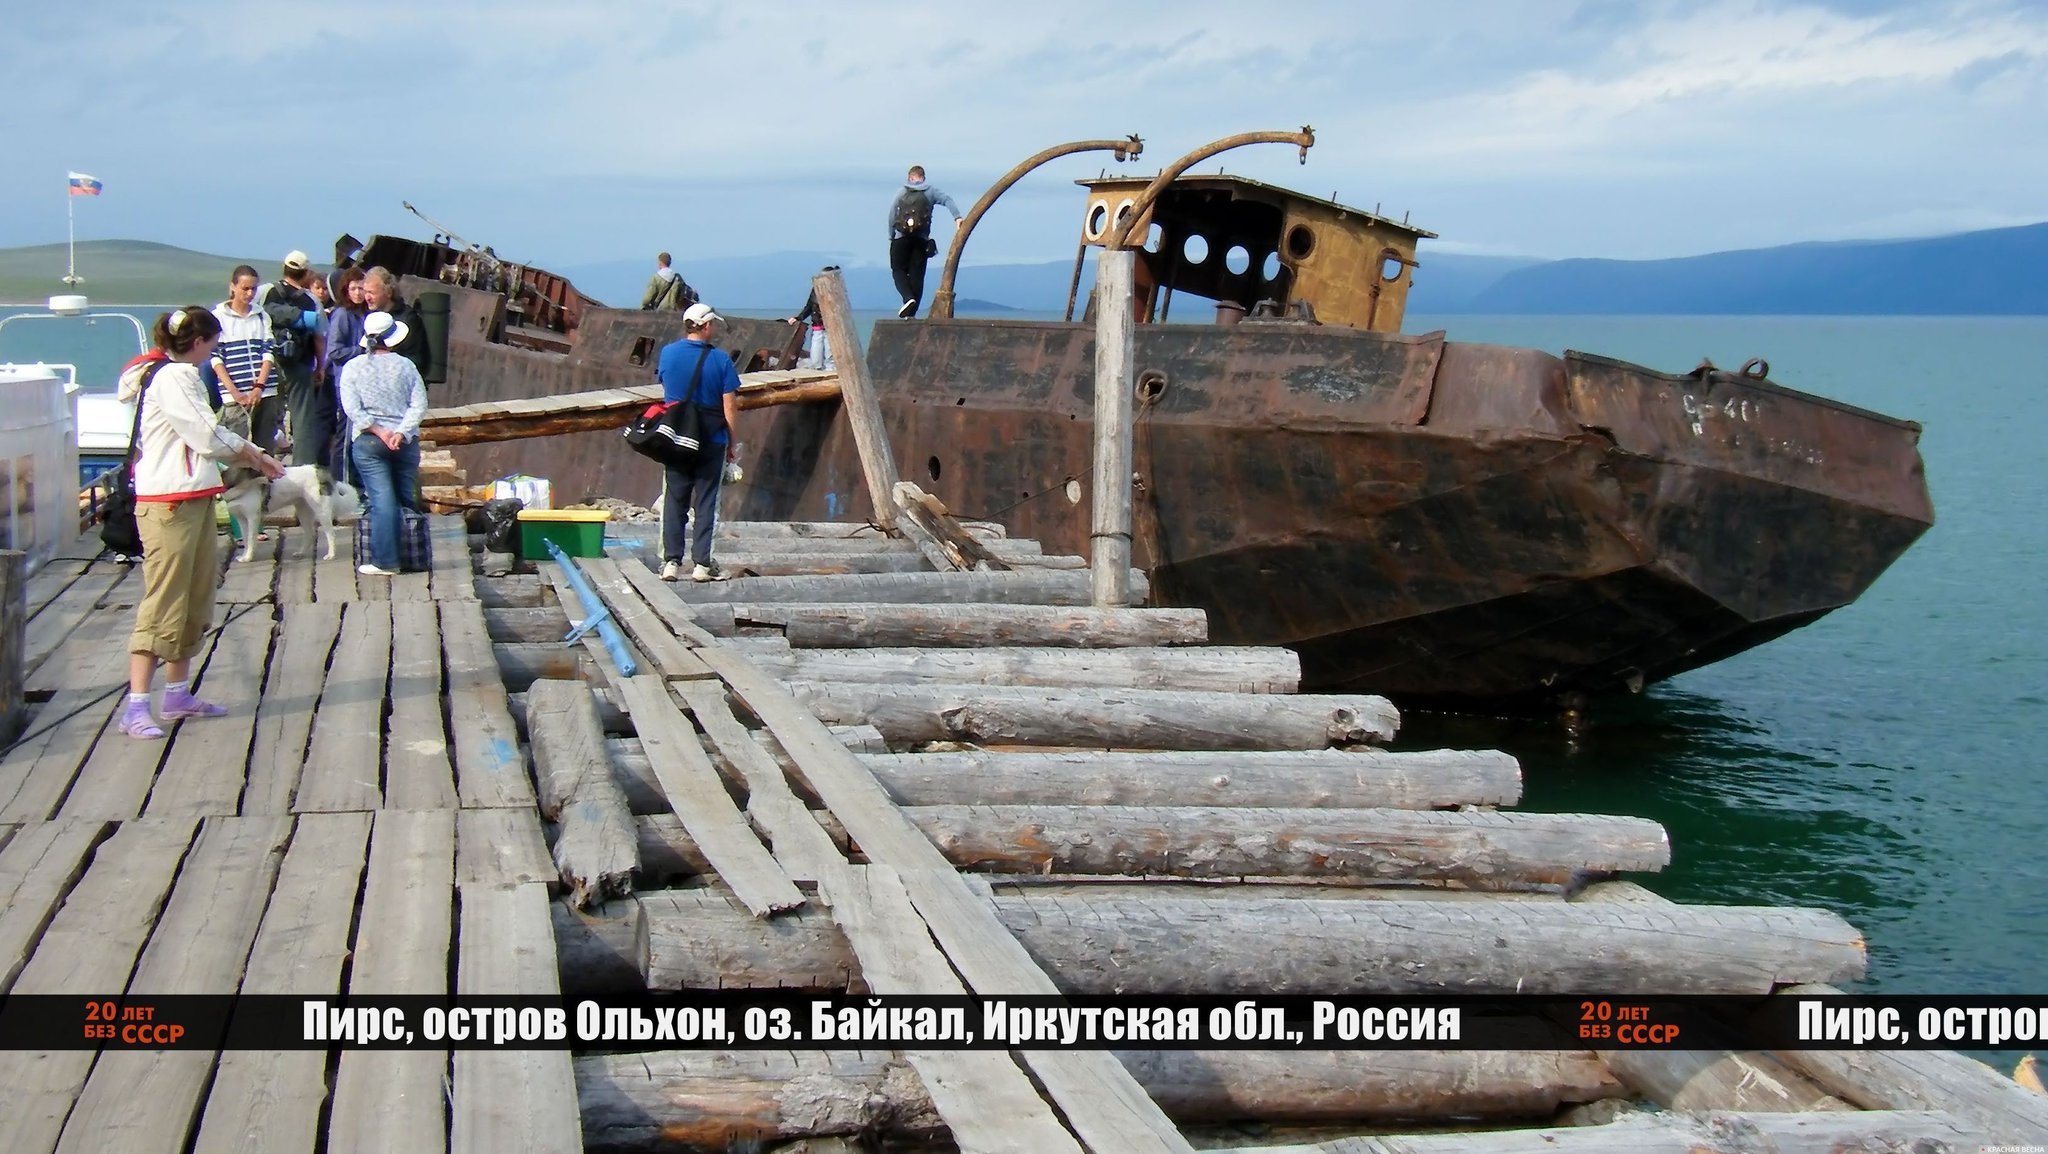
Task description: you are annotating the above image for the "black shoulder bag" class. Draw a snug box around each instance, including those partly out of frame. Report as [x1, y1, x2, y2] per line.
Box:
[624, 345, 715, 468]
[100, 361, 167, 558]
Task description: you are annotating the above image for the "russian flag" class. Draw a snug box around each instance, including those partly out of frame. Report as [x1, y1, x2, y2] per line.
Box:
[67, 171, 102, 197]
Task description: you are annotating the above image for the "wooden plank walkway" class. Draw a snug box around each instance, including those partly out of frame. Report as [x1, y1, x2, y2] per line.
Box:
[0, 524, 575, 1154]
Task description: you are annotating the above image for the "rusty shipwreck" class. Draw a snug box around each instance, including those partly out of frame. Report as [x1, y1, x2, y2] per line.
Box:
[361, 165, 1933, 708]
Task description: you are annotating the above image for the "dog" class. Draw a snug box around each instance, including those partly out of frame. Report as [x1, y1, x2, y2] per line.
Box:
[223, 464, 361, 562]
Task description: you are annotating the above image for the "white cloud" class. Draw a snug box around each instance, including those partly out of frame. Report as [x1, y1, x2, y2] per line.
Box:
[2, 0, 2043, 261]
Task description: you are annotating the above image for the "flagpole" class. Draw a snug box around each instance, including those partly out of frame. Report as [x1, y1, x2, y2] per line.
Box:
[64, 183, 78, 287]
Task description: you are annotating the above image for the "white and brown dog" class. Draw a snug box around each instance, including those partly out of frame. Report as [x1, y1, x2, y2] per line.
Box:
[223, 465, 362, 561]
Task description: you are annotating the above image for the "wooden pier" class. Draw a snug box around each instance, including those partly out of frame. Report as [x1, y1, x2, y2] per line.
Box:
[0, 512, 2041, 1154]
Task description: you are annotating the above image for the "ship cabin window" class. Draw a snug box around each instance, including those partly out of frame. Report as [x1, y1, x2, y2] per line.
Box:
[1086, 202, 1109, 240]
[629, 336, 656, 366]
[1143, 222, 1163, 253]
[1287, 224, 1316, 259]
[1126, 185, 1289, 316]
[1379, 252, 1408, 285]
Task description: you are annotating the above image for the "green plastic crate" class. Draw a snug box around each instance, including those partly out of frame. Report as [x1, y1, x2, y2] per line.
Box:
[517, 509, 609, 560]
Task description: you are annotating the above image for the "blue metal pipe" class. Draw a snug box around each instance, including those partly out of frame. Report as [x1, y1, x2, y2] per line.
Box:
[545, 539, 639, 677]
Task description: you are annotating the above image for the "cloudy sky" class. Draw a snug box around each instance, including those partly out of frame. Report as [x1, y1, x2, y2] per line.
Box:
[5, 0, 2044, 270]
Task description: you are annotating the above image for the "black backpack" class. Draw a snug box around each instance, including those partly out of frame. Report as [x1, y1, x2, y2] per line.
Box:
[891, 188, 930, 237]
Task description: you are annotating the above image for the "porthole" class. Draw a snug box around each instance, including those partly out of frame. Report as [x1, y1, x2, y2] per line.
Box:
[1084, 200, 1110, 241]
[1182, 234, 1210, 264]
[1261, 252, 1283, 281]
[1143, 222, 1164, 253]
[1064, 478, 1083, 505]
[927, 456, 942, 483]
[1286, 224, 1315, 259]
[1135, 369, 1167, 403]
[1380, 255, 1406, 283]
[1224, 245, 1251, 275]
[1112, 198, 1137, 235]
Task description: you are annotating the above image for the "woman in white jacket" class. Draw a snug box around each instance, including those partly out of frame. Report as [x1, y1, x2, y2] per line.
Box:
[115, 307, 283, 739]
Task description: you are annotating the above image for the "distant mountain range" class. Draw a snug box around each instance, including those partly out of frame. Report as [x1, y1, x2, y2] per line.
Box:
[6, 223, 2044, 315]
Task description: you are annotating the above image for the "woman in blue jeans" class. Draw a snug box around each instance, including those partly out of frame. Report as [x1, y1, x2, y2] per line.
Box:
[337, 310, 427, 576]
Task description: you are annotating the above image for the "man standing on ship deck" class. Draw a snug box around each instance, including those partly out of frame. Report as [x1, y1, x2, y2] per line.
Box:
[887, 165, 961, 319]
[641, 252, 697, 311]
[653, 302, 742, 583]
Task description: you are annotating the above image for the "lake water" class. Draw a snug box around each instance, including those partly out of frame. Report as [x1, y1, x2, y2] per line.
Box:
[6, 306, 2042, 1003]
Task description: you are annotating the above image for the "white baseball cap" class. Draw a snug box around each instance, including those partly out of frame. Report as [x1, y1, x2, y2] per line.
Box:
[683, 302, 722, 326]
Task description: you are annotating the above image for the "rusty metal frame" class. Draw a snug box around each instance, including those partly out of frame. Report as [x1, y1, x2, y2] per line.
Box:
[1104, 128, 1316, 251]
[929, 135, 1145, 320]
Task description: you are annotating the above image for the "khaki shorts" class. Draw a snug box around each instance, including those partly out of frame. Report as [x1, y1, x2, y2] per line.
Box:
[128, 497, 219, 662]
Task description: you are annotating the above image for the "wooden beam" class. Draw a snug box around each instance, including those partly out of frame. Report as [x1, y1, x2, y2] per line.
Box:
[784, 681, 1399, 749]
[813, 267, 898, 530]
[665, 567, 1146, 607]
[736, 641, 1299, 693]
[728, 602, 1206, 648]
[575, 1047, 1625, 1144]
[1091, 248, 1136, 606]
[637, 887, 1867, 995]
[527, 680, 636, 908]
[612, 675, 801, 917]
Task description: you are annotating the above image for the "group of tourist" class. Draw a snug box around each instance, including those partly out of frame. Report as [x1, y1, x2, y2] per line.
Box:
[111, 255, 432, 739]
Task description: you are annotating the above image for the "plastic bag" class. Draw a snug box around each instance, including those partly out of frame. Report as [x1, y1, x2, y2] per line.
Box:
[490, 473, 551, 510]
[481, 498, 524, 554]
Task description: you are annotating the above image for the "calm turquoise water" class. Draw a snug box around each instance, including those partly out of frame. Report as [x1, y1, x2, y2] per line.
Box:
[1400, 315, 2047, 1001]
[8, 307, 2042, 1000]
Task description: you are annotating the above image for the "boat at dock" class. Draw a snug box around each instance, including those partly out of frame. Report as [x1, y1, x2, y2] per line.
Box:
[366, 143, 1934, 708]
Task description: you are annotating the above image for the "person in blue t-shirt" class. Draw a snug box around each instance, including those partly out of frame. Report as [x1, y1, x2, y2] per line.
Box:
[653, 302, 742, 582]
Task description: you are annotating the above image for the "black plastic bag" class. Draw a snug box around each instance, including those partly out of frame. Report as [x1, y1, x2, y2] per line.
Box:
[481, 498, 524, 554]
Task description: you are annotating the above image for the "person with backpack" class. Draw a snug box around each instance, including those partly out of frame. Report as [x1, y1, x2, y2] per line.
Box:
[257, 251, 328, 465]
[115, 307, 284, 739]
[653, 302, 742, 583]
[887, 165, 962, 319]
[640, 252, 698, 311]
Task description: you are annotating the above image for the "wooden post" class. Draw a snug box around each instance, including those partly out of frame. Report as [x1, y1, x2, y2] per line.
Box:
[812, 267, 898, 530]
[0, 551, 23, 747]
[1091, 249, 1137, 606]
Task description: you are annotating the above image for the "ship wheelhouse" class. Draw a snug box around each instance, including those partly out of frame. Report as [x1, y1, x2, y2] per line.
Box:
[1069, 175, 1435, 333]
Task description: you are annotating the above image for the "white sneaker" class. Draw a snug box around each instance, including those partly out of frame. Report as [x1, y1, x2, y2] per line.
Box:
[897, 299, 916, 319]
[691, 563, 720, 582]
[358, 563, 397, 577]
[660, 560, 681, 582]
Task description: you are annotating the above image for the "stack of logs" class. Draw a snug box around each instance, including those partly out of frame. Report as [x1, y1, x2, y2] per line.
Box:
[470, 519, 2043, 1154]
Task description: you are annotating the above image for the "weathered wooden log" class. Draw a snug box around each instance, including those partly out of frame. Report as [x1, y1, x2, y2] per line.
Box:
[633, 812, 851, 886]
[491, 642, 591, 692]
[715, 552, 932, 577]
[0, 551, 24, 747]
[551, 897, 647, 999]
[607, 730, 886, 816]
[1568, 881, 1851, 1110]
[486, 606, 575, 644]
[785, 682, 1399, 750]
[1773, 984, 2048, 1141]
[576, 1048, 1626, 1151]
[715, 602, 1207, 648]
[477, 573, 545, 608]
[856, 748, 1520, 809]
[526, 679, 636, 907]
[662, 568, 1148, 606]
[903, 804, 1667, 885]
[1208, 1110, 1982, 1154]
[714, 519, 1006, 541]
[636, 889, 1865, 995]
[732, 642, 1300, 693]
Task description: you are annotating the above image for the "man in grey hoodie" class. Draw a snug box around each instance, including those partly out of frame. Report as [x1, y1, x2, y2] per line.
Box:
[887, 166, 962, 319]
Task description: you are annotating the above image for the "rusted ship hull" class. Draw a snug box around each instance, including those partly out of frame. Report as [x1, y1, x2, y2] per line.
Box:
[730, 319, 1933, 704]
[405, 270, 1931, 705]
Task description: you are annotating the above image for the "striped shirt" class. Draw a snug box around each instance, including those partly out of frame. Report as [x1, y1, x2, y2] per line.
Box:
[210, 303, 275, 398]
[338, 349, 428, 440]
